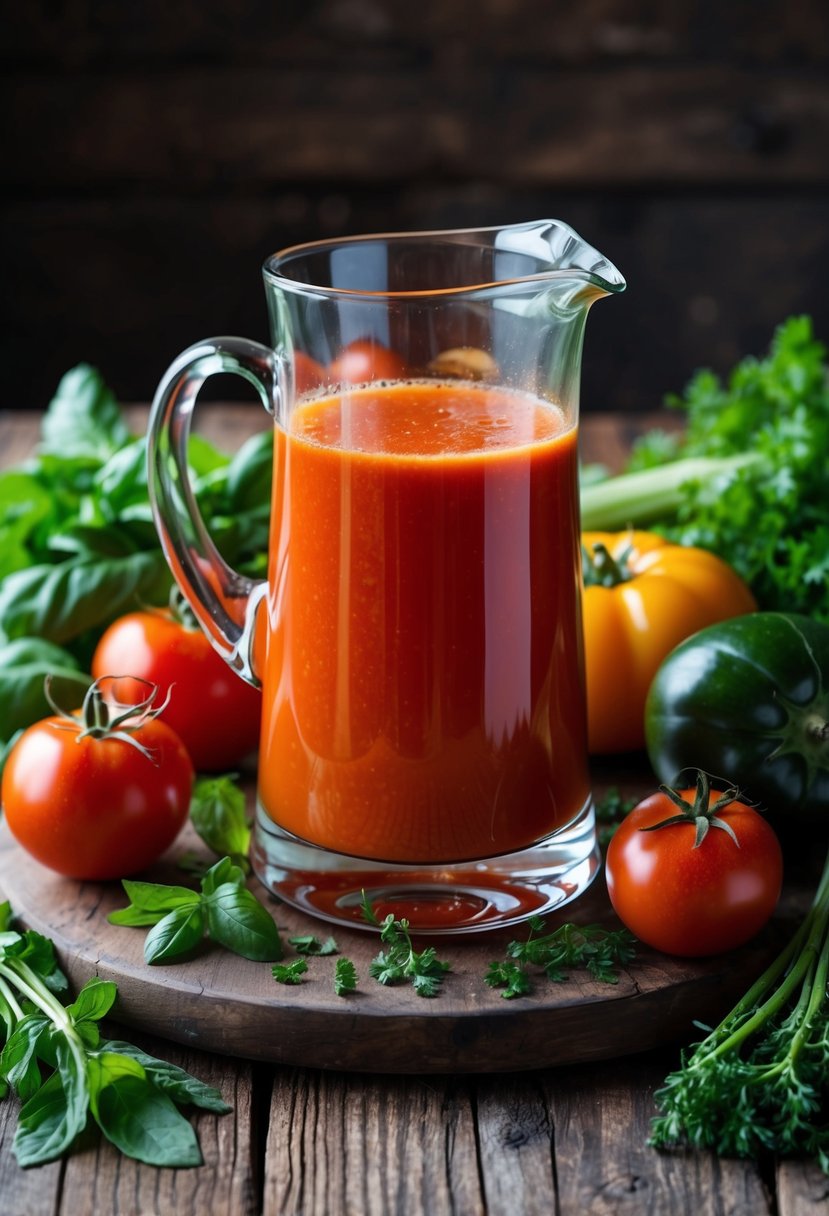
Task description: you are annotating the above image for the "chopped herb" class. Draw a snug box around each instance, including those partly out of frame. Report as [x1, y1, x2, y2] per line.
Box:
[334, 958, 358, 996]
[271, 960, 308, 985]
[360, 891, 451, 998]
[288, 934, 339, 956]
[486, 916, 637, 998]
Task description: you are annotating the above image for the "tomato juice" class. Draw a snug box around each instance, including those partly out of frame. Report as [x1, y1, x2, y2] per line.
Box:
[258, 380, 589, 864]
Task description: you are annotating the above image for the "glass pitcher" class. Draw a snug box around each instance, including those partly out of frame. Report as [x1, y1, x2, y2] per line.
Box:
[148, 220, 625, 934]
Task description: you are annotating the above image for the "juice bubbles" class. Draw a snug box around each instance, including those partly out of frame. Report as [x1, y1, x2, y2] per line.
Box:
[258, 380, 589, 864]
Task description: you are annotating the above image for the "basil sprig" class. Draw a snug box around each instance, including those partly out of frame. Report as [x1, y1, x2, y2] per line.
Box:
[109, 858, 283, 964]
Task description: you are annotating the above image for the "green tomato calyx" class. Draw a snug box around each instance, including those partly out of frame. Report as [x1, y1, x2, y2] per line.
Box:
[581, 541, 635, 588]
[640, 770, 741, 850]
[44, 674, 173, 763]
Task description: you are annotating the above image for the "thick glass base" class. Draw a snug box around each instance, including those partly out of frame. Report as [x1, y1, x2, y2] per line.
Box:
[250, 798, 600, 935]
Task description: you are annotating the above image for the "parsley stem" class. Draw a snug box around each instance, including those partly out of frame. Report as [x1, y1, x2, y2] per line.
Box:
[0, 974, 25, 1023]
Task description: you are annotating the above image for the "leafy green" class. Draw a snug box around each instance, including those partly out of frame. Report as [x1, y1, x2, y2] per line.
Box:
[0, 902, 228, 1168]
[360, 892, 451, 998]
[0, 364, 273, 726]
[334, 958, 358, 996]
[271, 960, 308, 985]
[109, 858, 283, 964]
[485, 916, 637, 998]
[581, 317, 829, 620]
[0, 638, 89, 755]
[650, 848, 829, 1174]
[288, 934, 339, 956]
[189, 775, 252, 873]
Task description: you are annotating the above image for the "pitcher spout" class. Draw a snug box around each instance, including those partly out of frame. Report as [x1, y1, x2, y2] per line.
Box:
[494, 219, 626, 302]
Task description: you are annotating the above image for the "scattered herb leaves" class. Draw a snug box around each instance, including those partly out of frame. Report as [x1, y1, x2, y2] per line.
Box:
[486, 916, 637, 998]
[288, 934, 339, 957]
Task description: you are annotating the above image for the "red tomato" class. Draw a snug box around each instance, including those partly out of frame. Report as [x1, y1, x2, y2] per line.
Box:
[2, 709, 193, 881]
[605, 777, 782, 957]
[294, 351, 326, 395]
[92, 610, 262, 772]
[328, 338, 408, 384]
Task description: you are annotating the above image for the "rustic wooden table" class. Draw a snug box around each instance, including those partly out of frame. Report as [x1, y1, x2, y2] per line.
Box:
[0, 406, 824, 1216]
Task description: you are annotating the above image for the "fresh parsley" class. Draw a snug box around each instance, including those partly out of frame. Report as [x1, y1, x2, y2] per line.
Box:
[582, 316, 829, 621]
[334, 958, 358, 996]
[109, 857, 283, 964]
[271, 960, 308, 985]
[486, 916, 637, 998]
[595, 786, 640, 848]
[288, 934, 339, 956]
[360, 892, 451, 998]
[650, 848, 829, 1173]
[0, 902, 228, 1168]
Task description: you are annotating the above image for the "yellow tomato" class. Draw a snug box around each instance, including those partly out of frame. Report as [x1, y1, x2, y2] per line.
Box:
[581, 530, 756, 754]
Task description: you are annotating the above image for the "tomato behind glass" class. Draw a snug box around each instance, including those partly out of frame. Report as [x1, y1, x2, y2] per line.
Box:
[605, 774, 782, 957]
[2, 681, 193, 881]
[92, 608, 262, 772]
[327, 338, 408, 384]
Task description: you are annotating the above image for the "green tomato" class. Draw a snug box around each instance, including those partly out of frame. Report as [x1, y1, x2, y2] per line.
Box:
[645, 612, 829, 823]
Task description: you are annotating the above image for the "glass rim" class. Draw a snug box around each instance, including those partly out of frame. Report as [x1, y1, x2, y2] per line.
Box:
[262, 220, 626, 300]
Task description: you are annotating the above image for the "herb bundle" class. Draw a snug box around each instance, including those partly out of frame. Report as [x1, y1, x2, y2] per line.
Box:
[0, 902, 228, 1167]
[650, 850, 829, 1171]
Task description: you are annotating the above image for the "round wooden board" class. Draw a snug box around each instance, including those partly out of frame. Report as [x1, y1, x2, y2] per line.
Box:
[0, 819, 793, 1075]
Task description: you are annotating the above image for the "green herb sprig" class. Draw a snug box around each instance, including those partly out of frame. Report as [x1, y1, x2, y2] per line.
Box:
[0, 902, 228, 1168]
[581, 316, 829, 621]
[109, 857, 283, 964]
[650, 849, 829, 1172]
[360, 892, 451, 998]
[486, 916, 637, 999]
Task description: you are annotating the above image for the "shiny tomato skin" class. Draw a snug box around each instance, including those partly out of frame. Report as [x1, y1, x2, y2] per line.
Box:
[91, 610, 262, 772]
[2, 717, 193, 880]
[605, 789, 782, 957]
[327, 339, 408, 384]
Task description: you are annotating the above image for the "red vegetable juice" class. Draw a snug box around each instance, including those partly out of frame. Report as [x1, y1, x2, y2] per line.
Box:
[258, 380, 589, 864]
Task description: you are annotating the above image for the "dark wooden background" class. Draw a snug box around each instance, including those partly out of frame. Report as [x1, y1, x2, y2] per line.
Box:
[3, 0, 829, 413]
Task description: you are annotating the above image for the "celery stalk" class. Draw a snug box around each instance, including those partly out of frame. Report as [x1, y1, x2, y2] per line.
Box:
[579, 453, 761, 531]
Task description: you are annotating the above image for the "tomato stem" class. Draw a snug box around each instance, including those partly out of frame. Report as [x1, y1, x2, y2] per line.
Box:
[43, 675, 174, 764]
[639, 770, 742, 849]
[581, 540, 634, 588]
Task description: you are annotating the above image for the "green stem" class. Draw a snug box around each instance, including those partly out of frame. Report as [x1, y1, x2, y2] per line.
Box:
[0, 974, 25, 1024]
[579, 453, 762, 531]
[689, 849, 829, 1067]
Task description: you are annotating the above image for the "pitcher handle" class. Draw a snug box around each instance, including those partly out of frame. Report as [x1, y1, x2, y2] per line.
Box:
[147, 337, 279, 688]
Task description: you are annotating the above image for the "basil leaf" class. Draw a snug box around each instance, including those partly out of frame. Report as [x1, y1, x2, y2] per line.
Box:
[93, 1070, 202, 1167]
[14, 1038, 89, 1166]
[0, 551, 171, 646]
[15, 928, 70, 993]
[40, 364, 130, 463]
[0, 637, 89, 745]
[101, 1041, 230, 1112]
[190, 777, 251, 865]
[225, 431, 272, 513]
[200, 856, 247, 896]
[110, 879, 201, 926]
[0, 1014, 49, 1103]
[204, 884, 283, 961]
[144, 904, 206, 965]
[67, 978, 118, 1025]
